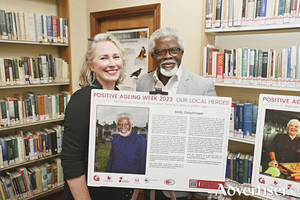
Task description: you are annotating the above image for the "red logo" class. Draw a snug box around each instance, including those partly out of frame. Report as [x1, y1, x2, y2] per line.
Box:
[93, 175, 100, 181]
[164, 179, 175, 185]
[258, 177, 265, 184]
[274, 181, 278, 185]
[107, 176, 111, 180]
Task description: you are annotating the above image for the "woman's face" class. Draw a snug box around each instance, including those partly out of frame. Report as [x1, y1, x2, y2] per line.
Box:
[89, 41, 123, 86]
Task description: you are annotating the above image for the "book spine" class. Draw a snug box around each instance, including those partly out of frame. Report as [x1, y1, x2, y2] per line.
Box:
[262, 52, 268, 78]
[237, 103, 244, 135]
[46, 16, 53, 43]
[260, 0, 267, 17]
[216, 53, 224, 82]
[287, 47, 291, 78]
[0, 140, 8, 167]
[252, 106, 258, 135]
[243, 103, 253, 137]
[51, 16, 57, 42]
[0, 10, 8, 39]
[296, 46, 300, 79]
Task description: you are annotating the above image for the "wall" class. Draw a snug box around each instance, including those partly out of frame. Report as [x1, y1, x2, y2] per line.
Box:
[69, 0, 88, 92]
[70, 0, 210, 92]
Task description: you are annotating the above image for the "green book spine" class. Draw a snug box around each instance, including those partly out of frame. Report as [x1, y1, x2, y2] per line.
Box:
[14, 60, 19, 80]
[12, 137, 18, 163]
[6, 139, 15, 165]
[16, 174, 26, 195]
[243, 155, 249, 183]
[242, 48, 248, 77]
[56, 94, 59, 117]
[238, 156, 245, 184]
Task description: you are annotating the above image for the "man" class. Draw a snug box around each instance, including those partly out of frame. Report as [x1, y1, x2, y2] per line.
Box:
[136, 27, 216, 200]
[269, 119, 300, 167]
[136, 27, 216, 96]
[106, 113, 147, 174]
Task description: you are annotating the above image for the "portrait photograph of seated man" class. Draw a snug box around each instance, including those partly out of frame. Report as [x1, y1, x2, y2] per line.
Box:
[260, 109, 300, 182]
[94, 105, 149, 175]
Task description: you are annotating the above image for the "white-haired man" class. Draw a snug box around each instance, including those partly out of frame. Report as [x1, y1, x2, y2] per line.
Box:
[136, 27, 216, 96]
[269, 119, 300, 167]
[136, 27, 216, 200]
[106, 113, 147, 174]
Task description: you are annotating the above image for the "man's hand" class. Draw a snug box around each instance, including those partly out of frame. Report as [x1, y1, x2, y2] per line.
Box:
[269, 159, 278, 167]
[188, 193, 207, 200]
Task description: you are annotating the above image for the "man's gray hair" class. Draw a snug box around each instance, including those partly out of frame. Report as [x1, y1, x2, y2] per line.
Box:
[149, 27, 185, 54]
[287, 119, 300, 130]
[116, 113, 133, 125]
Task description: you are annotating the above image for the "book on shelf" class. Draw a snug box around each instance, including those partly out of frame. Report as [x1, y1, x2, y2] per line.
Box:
[0, 9, 68, 43]
[38, 164, 48, 192]
[50, 162, 57, 188]
[243, 102, 253, 138]
[206, 0, 300, 29]
[207, 45, 219, 77]
[237, 153, 245, 184]
[35, 13, 43, 42]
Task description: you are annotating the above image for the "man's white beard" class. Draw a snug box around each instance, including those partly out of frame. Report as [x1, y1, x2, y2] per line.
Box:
[118, 129, 131, 137]
[160, 60, 178, 77]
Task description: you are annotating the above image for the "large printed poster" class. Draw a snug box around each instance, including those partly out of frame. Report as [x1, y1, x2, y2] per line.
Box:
[252, 94, 300, 198]
[107, 29, 149, 91]
[87, 90, 231, 193]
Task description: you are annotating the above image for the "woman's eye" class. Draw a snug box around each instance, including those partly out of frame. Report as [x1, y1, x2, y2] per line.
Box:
[114, 56, 120, 59]
[100, 57, 107, 60]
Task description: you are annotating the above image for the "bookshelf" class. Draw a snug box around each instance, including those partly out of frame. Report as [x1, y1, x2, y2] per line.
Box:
[0, 0, 71, 199]
[204, 23, 300, 138]
[204, 1, 300, 199]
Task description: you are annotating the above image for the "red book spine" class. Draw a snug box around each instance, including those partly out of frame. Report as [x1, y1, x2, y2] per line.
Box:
[4, 59, 10, 83]
[26, 57, 32, 83]
[52, 16, 57, 42]
[216, 53, 224, 82]
[208, 48, 219, 75]
[291, 0, 297, 14]
[57, 18, 60, 42]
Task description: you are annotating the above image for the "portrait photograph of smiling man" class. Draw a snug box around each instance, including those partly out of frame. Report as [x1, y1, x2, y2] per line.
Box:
[93, 105, 148, 175]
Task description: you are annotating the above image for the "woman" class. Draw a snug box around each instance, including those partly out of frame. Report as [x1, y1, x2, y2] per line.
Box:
[61, 33, 128, 199]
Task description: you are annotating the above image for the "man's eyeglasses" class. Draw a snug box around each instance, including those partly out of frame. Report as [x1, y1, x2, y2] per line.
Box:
[154, 47, 181, 58]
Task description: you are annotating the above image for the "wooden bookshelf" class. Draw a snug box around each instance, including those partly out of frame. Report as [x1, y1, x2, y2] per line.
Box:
[0, 0, 71, 199]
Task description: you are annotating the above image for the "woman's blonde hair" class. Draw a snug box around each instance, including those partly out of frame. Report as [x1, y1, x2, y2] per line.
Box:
[79, 33, 128, 87]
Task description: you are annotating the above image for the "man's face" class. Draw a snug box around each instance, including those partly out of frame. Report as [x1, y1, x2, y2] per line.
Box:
[118, 117, 132, 136]
[152, 36, 184, 78]
[288, 121, 299, 137]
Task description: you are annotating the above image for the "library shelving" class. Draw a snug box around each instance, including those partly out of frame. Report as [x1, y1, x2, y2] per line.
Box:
[0, 0, 72, 199]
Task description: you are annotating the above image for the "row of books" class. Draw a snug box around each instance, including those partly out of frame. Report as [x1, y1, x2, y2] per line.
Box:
[230, 101, 258, 140]
[0, 125, 63, 169]
[0, 158, 63, 200]
[0, 55, 70, 86]
[0, 91, 71, 127]
[206, 0, 300, 29]
[226, 152, 253, 184]
[204, 44, 300, 87]
[0, 9, 68, 43]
